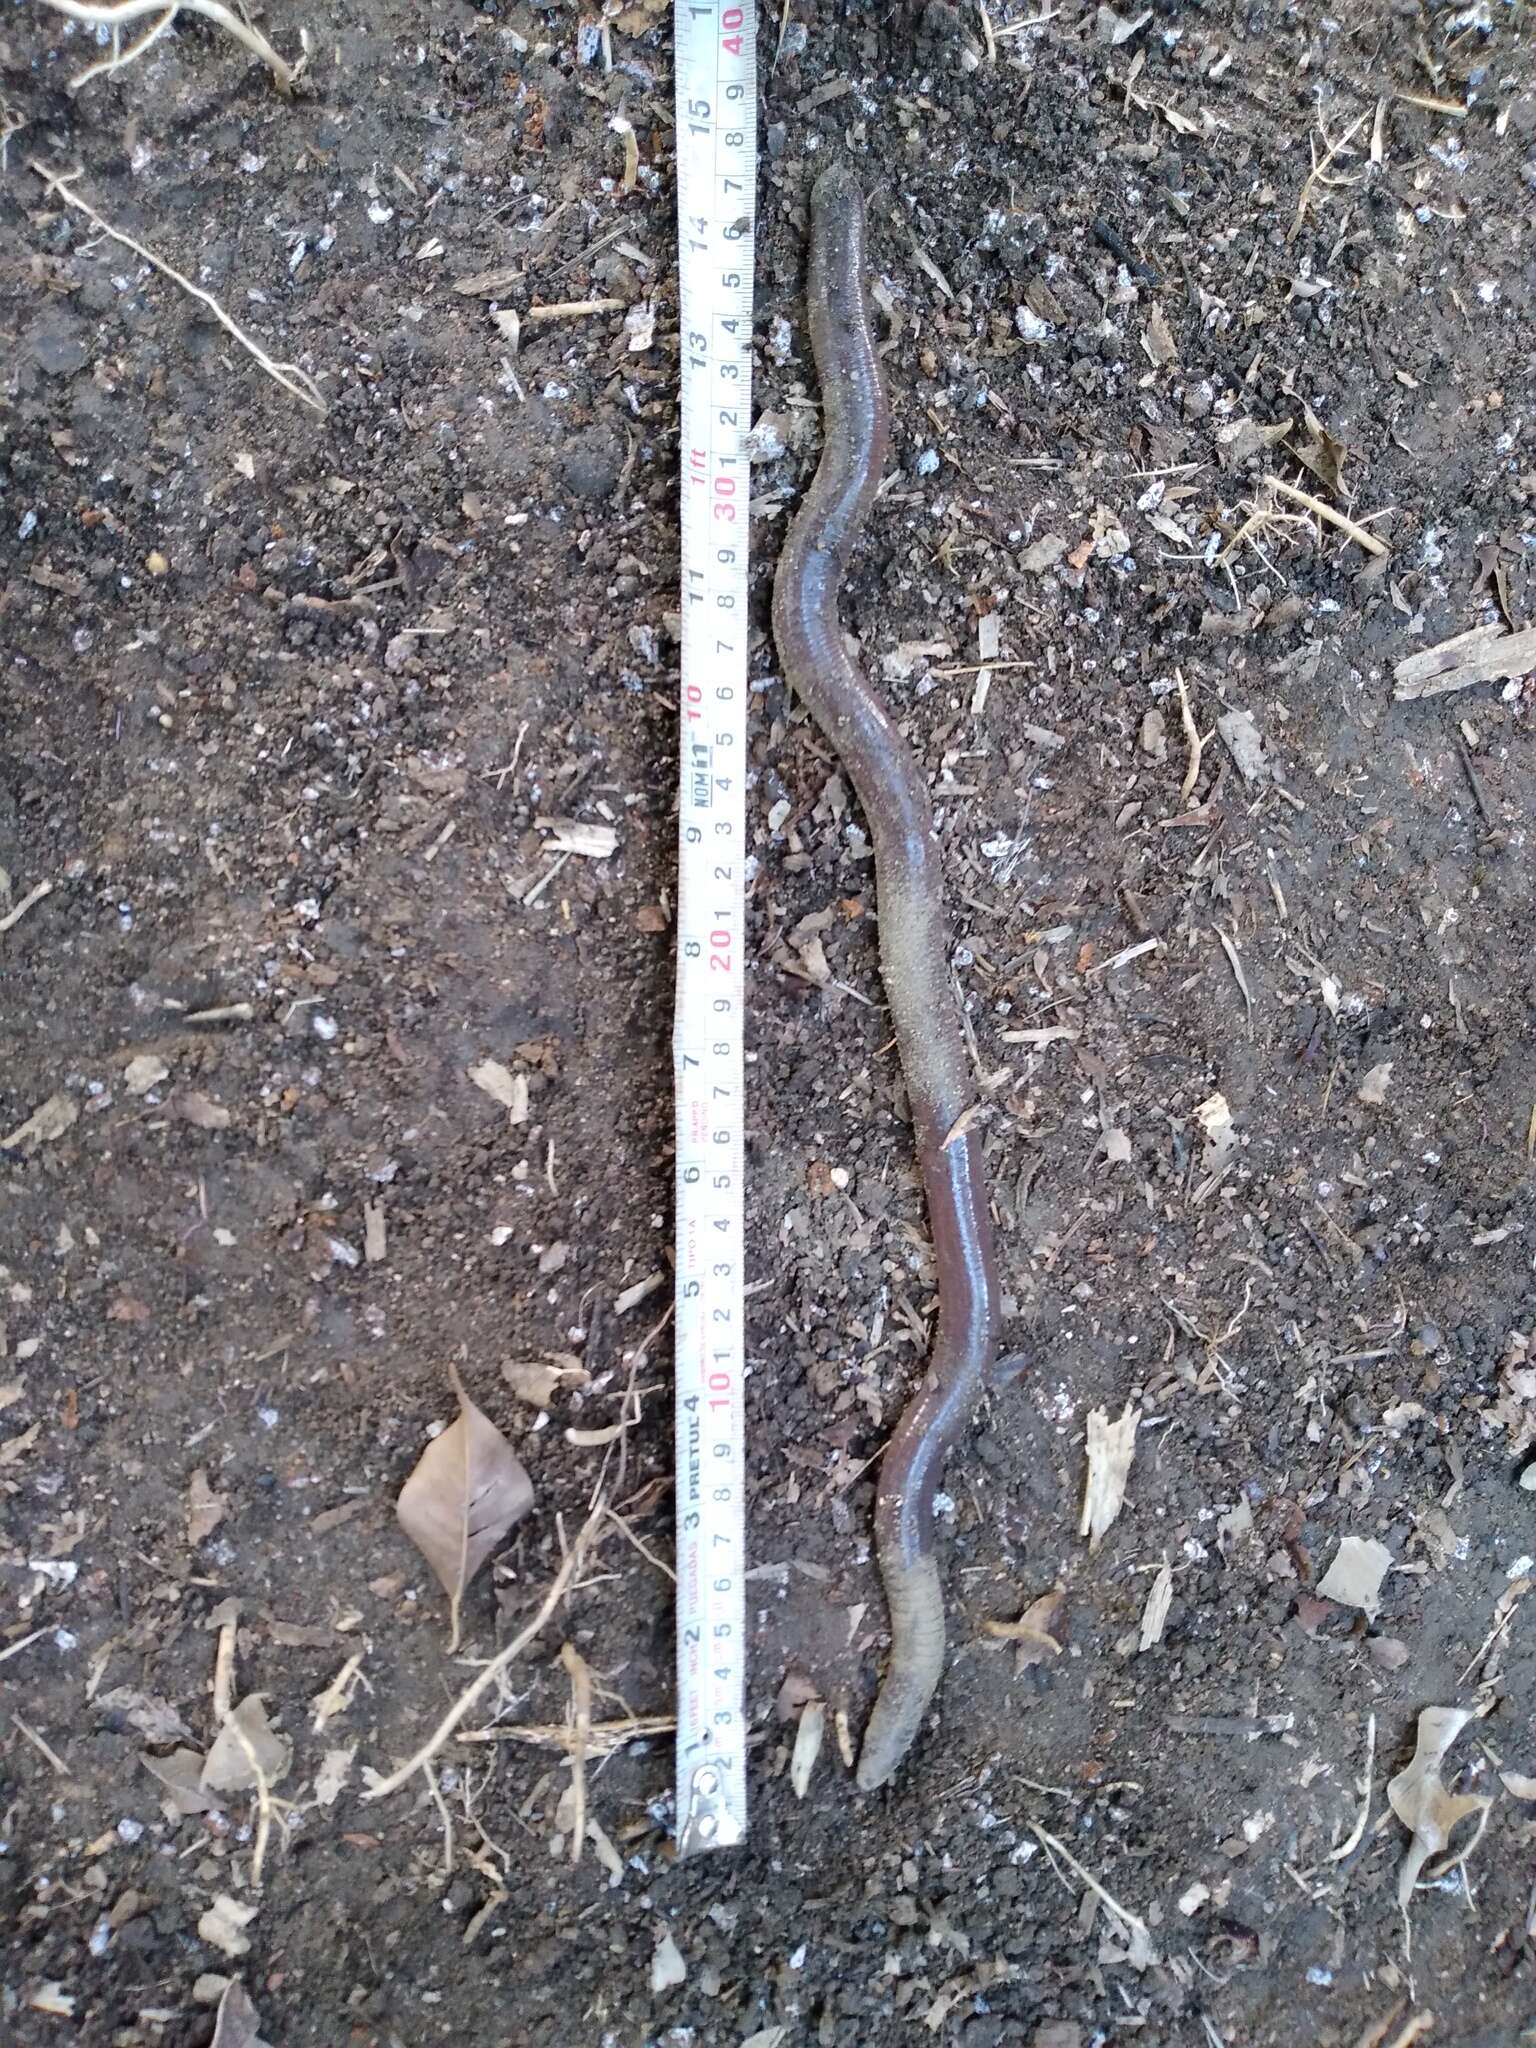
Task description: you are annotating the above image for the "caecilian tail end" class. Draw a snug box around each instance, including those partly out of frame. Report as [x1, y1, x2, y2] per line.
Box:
[855, 1550, 946, 1791]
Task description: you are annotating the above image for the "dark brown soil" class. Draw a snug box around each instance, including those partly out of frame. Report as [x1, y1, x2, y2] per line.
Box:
[4, 1, 1536, 2044]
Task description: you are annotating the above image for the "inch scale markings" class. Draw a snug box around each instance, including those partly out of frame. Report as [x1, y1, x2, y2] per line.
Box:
[671, 0, 756, 1856]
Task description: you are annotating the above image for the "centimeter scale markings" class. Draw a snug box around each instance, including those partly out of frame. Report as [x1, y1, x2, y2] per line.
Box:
[671, 0, 757, 1856]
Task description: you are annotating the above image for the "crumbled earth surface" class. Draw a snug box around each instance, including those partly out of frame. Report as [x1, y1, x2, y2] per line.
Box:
[3, 0, 1536, 2043]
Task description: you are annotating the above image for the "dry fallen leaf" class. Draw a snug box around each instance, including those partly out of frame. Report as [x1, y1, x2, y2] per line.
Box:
[1, 1091, 77, 1155]
[1193, 1091, 1236, 1171]
[312, 1745, 356, 1807]
[1081, 1403, 1140, 1551]
[0, 1419, 41, 1465]
[1357, 1061, 1394, 1107]
[1387, 1705, 1492, 1908]
[984, 1588, 1065, 1672]
[1100, 1127, 1133, 1168]
[141, 1748, 223, 1816]
[1216, 707, 1273, 785]
[1287, 403, 1349, 497]
[468, 1058, 528, 1122]
[178, 1090, 233, 1130]
[188, 1469, 228, 1546]
[1144, 302, 1176, 366]
[650, 1928, 687, 1994]
[201, 1696, 292, 1795]
[1317, 1535, 1393, 1618]
[124, 1053, 170, 1096]
[397, 1365, 534, 1648]
[210, 1979, 274, 2048]
[199, 1894, 259, 1960]
[97, 1686, 193, 1746]
[502, 1355, 590, 1411]
[1019, 534, 1067, 574]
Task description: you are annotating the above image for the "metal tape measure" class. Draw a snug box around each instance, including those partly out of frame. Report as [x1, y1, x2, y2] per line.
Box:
[671, 0, 757, 1855]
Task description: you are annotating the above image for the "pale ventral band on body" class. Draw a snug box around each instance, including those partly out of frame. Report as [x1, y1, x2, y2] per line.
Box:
[771, 165, 1004, 1791]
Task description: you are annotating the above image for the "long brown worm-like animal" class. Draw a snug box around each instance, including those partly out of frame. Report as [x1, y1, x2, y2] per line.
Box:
[771, 164, 1002, 1790]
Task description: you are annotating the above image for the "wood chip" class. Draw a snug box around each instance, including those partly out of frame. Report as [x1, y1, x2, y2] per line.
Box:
[538, 818, 619, 858]
[468, 1059, 526, 1118]
[187, 1469, 228, 1546]
[1139, 1558, 1174, 1650]
[454, 264, 522, 297]
[1392, 623, 1536, 701]
[789, 1698, 825, 1799]
[613, 1272, 665, 1315]
[1080, 1404, 1140, 1551]
[363, 1201, 387, 1263]
[198, 1894, 258, 1959]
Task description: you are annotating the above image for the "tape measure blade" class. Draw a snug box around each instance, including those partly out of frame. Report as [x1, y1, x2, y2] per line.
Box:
[671, 0, 757, 1856]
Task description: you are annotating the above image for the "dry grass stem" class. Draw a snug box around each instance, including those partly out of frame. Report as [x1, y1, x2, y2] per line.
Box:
[0, 1628, 49, 1665]
[211, 1609, 238, 1724]
[362, 1502, 605, 1800]
[0, 880, 54, 935]
[1175, 671, 1203, 804]
[604, 1504, 675, 1581]
[1263, 475, 1389, 557]
[559, 1642, 593, 1864]
[28, 161, 327, 414]
[1328, 1711, 1376, 1862]
[1290, 108, 1369, 241]
[14, 1715, 70, 1776]
[228, 1715, 278, 1885]
[67, 5, 176, 90]
[421, 1760, 455, 1877]
[1032, 1822, 1154, 1954]
[457, 1712, 675, 1756]
[34, 0, 305, 93]
[525, 298, 625, 323]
